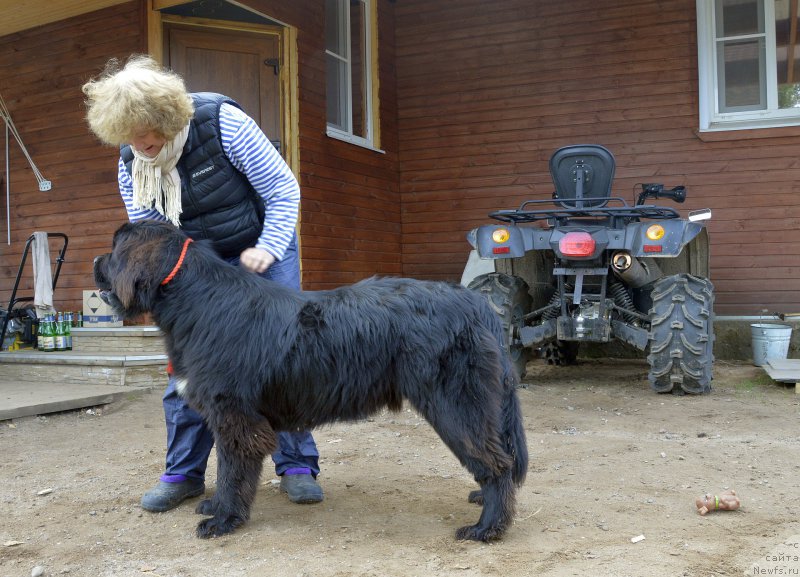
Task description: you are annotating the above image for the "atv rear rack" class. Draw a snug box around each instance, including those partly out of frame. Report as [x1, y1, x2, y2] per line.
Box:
[489, 197, 681, 225]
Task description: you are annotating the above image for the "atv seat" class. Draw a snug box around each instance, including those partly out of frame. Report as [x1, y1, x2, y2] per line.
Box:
[550, 144, 615, 209]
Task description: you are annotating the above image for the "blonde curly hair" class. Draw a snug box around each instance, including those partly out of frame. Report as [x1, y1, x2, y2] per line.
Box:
[82, 54, 194, 146]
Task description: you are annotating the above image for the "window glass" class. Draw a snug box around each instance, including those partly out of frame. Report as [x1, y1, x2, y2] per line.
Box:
[717, 39, 766, 110]
[326, 56, 347, 131]
[775, 0, 800, 107]
[350, 1, 366, 138]
[716, 0, 763, 36]
[325, 0, 376, 146]
[698, 0, 800, 129]
[325, 0, 346, 55]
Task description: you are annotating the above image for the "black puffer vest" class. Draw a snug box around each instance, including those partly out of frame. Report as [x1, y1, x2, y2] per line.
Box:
[121, 93, 265, 258]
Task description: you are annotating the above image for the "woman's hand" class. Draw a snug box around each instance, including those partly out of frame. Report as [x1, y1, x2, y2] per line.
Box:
[240, 247, 276, 273]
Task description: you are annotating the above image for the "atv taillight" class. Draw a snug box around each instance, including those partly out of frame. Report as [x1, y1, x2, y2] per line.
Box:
[646, 224, 665, 240]
[492, 228, 510, 243]
[559, 232, 596, 257]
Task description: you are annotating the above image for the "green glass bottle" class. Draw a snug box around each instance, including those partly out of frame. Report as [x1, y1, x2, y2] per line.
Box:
[64, 312, 72, 351]
[36, 316, 45, 350]
[41, 314, 55, 352]
[54, 312, 66, 352]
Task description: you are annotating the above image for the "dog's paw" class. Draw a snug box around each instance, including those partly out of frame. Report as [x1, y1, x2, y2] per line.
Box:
[195, 515, 244, 539]
[467, 489, 483, 505]
[195, 498, 217, 516]
[455, 523, 503, 542]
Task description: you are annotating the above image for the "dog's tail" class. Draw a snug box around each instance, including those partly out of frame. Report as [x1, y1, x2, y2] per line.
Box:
[501, 359, 528, 486]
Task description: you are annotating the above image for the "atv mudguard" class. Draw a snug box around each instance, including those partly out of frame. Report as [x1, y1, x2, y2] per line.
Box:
[468, 219, 706, 260]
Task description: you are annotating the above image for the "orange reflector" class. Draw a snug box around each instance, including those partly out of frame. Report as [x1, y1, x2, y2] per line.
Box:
[493, 246, 511, 254]
[492, 228, 510, 243]
[643, 245, 663, 253]
[559, 232, 596, 257]
[646, 225, 665, 240]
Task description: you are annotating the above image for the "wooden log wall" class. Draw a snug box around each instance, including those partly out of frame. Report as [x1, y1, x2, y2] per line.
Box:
[256, 0, 402, 289]
[0, 2, 144, 315]
[0, 0, 401, 319]
[5, 0, 797, 316]
[394, 0, 800, 316]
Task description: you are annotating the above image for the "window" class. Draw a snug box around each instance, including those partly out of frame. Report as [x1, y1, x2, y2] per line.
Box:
[697, 0, 800, 131]
[325, 0, 379, 149]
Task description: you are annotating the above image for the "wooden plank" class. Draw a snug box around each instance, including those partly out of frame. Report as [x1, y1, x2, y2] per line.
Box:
[0, 0, 403, 302]
[392, 0, 800, 313]
[763, 358, 800, 394]
[5, 0, 800, 315]
[766, 358, 800, 371]
[0, 380, 150, 421]
[0, 2, 144, 314]
[0, 0, 131, 37]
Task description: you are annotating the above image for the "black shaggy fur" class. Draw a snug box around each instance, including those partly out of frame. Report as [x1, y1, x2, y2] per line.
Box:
[94, 220, 528, 541]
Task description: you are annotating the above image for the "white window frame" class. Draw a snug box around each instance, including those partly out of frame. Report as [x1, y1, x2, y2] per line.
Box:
[697, 0, 800, 131]
[325, 0, 381, 151]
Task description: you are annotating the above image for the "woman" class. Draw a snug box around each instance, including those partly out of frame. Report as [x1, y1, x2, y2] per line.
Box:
[82, 55, 323, 512]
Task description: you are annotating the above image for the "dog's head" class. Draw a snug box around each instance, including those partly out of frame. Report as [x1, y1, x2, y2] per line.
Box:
[94, 220, 189, 318]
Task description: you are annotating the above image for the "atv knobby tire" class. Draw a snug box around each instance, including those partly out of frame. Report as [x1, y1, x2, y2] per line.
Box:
[468, 273, 532, 381]
[647, 273, 714, 394]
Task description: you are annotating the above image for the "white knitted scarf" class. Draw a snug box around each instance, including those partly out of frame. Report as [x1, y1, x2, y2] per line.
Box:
[131, 125, 190, 226]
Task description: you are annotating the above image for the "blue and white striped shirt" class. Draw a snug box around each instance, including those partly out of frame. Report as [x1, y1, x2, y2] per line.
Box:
[117, 102, 300, 261]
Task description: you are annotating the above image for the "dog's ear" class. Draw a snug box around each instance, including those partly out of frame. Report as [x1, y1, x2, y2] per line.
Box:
[110, 236, 170, 313]
[113, 263, 142, 311]
[105, 220, 188, 315]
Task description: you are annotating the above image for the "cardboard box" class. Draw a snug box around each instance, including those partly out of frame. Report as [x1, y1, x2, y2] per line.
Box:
[82, 290, 123, 327]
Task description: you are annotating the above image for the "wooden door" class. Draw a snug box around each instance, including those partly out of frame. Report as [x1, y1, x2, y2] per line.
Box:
[164, 24, 282, 150]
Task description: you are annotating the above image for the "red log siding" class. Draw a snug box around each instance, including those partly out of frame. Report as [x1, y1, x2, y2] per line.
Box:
[0, 2, 144, 314]
[394, 0, 800, 316]
[0, 0, 400, 316]
[248, 0, 401, 289]
[3, 0, 798, 317]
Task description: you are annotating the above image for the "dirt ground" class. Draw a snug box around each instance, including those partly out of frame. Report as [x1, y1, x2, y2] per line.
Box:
[3, 358, 800, 577]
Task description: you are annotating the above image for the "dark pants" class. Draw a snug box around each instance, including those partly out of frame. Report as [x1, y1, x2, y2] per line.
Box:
[162, 234, 320, 480]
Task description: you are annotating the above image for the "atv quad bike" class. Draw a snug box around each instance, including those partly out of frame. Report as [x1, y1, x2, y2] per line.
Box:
[463, 144, 714, 394]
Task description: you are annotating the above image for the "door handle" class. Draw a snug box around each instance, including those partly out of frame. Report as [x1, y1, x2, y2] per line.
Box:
[264, 58, 280, 75]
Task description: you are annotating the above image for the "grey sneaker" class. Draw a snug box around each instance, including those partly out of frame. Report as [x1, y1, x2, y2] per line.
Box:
[279, 474, 323, 504]
[140, 479, 205, 512]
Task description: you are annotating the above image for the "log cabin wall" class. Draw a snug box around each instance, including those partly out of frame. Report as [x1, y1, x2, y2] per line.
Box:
[394, 0, 800, 316]
[0, 0, 401, 316]
[253, 0, 402, 289]
[3, 0, 798, 317]
[0, 1, 144, 315]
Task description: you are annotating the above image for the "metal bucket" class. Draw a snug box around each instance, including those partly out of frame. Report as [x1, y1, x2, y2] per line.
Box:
[750, 323, 792, 367]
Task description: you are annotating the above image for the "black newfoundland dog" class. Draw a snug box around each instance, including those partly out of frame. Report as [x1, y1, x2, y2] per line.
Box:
[93, 220, 528, 542]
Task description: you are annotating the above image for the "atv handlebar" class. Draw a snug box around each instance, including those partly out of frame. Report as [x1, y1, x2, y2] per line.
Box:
[636, 184, 686, 206]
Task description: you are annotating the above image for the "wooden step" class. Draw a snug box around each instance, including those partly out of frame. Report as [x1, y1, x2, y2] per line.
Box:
[0, 350, 167, 388]
[761, 358, 800, 392]
[0, 325, 167, 420]
[72, 325, 165, 354]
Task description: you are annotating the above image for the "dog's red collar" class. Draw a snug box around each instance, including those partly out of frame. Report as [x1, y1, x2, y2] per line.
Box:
[161, 238, 193, 286]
